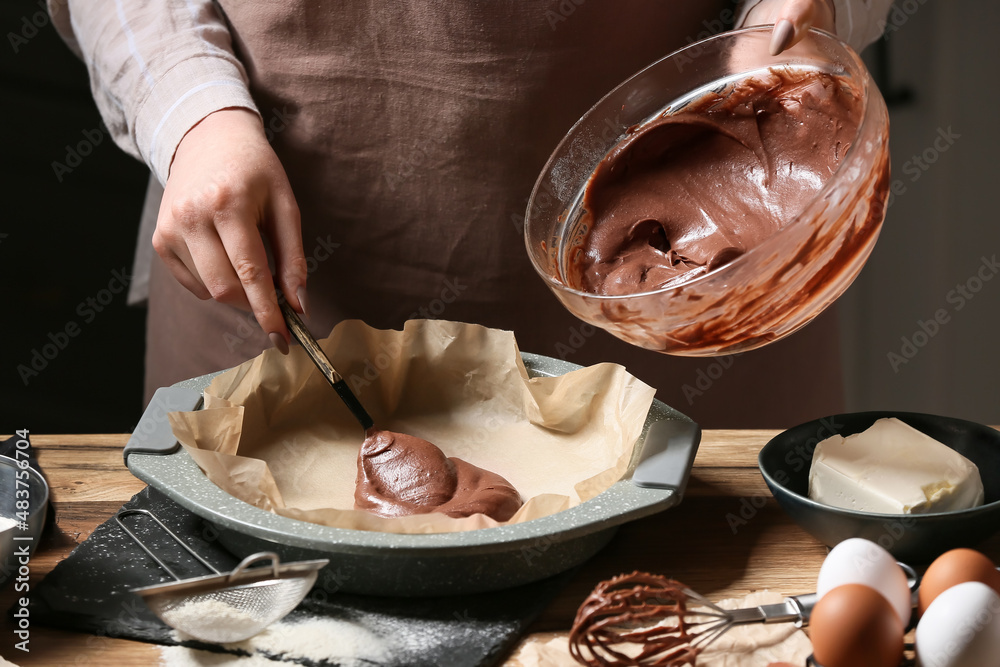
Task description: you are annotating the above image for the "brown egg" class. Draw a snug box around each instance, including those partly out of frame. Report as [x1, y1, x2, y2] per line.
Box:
[918, 548, 1000, 615]
[810, 584, 904, 667]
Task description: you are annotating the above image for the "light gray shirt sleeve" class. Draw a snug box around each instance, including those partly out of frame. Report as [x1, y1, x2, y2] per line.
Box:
[47, 0, 260, 185]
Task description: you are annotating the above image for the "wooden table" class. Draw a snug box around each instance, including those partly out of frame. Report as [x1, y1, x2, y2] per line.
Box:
[2, 433, 997, 666]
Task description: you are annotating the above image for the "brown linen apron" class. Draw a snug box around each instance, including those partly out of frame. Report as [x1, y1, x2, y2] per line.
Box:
[145, 0, 845, 427]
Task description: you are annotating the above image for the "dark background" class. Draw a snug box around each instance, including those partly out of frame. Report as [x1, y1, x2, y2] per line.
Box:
[1, 0, 148, 434]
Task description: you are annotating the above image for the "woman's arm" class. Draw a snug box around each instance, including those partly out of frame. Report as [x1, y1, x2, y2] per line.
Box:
[47, 0, 258, 184]
[47, 1, 304, 350]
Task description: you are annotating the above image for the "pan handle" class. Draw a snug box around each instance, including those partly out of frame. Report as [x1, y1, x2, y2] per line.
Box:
[123, 386, 203, 466]
[630, 419, 701, 495]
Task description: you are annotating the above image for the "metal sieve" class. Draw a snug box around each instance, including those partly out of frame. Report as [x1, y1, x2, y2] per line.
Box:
[117, 509, 328, 643]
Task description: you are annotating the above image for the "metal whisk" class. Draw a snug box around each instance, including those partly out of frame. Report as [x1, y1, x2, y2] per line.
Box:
[117, 509, 328, 644]
[569, 569, 916, 666]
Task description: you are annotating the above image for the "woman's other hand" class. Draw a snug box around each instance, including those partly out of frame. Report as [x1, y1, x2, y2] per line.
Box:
[742, 0, 837, 55]
[152, 108, 306, 354]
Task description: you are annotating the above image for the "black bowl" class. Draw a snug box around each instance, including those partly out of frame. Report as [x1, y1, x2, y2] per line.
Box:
[759, 411, 1000, 563]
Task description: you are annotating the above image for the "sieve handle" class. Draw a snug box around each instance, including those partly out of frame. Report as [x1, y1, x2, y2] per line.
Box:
[116, 509, 222, 581]
[229, 552, 282, 581]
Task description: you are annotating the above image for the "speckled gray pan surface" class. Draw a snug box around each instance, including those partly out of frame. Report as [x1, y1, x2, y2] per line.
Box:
[125, 353, 698, 596]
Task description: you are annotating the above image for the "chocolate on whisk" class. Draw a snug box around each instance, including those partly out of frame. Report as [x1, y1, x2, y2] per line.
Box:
[569, 571, 703, 666]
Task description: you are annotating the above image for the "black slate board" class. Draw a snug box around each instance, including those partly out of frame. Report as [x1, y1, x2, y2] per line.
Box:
[28, 486, 574, 666]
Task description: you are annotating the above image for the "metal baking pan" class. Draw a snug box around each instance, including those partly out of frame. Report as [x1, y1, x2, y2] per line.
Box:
[124, 352, 700, 596]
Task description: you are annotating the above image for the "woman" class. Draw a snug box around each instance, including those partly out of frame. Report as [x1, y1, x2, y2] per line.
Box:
[49, 0, 892, 426]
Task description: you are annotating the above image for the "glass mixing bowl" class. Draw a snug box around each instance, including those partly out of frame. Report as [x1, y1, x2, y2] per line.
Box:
[524, 27, 889, 356]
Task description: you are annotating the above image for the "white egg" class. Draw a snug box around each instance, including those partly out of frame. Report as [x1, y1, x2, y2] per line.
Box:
[916, 581, 1000, 667]
[816, 537, 911, 626]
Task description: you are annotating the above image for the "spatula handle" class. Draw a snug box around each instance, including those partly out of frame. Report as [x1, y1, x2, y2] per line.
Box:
[277, 299, 375, 430]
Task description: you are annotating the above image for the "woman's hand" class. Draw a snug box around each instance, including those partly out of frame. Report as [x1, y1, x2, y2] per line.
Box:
[742, 0, 836, 54]
[152, 108, 306, 353]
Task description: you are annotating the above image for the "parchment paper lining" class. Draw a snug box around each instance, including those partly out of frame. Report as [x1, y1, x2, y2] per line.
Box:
[168, 320, 655, 534]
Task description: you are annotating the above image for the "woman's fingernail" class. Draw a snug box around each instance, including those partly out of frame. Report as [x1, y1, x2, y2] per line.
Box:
[269, 332, 289, 355]
[296, 286, 309, 318]
[769, 19, 794, 56]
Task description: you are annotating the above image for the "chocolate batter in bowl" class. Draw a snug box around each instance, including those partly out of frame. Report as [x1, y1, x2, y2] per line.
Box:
[525, 27, 889, 356]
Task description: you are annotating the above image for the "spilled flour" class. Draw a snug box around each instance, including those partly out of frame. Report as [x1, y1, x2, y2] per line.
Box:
[159, 615, 392, 666]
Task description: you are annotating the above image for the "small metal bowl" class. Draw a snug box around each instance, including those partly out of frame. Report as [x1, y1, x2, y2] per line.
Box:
[0, 454, 50, 584]
[758, 411, 1000, 563]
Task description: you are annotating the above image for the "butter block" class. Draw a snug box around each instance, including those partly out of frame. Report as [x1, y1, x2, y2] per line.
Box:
[808, 417, 984, 514]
